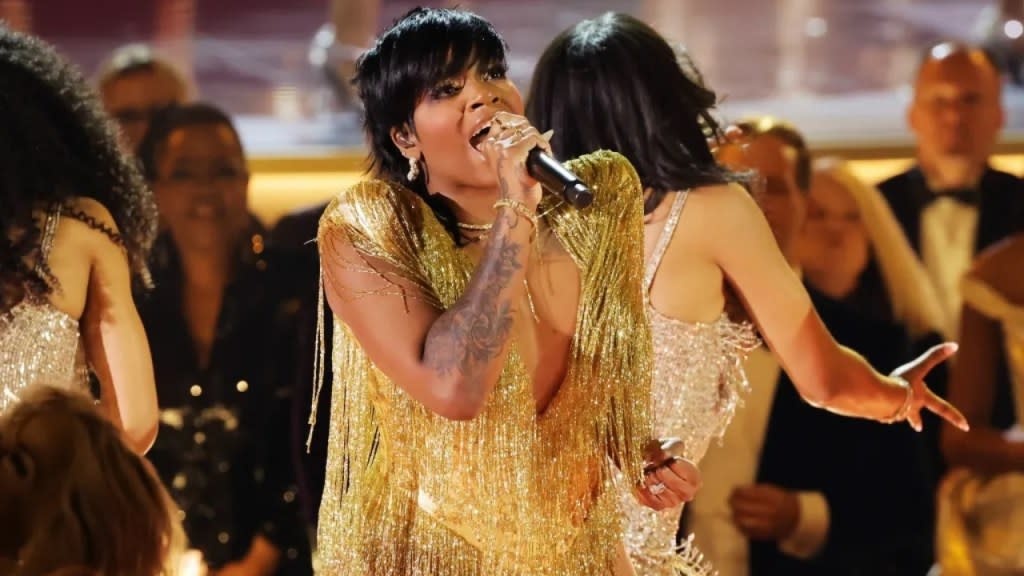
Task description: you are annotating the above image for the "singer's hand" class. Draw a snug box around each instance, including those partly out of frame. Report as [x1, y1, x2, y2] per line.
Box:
[478, 111, 553, 209]
[635, 438, 701, 510]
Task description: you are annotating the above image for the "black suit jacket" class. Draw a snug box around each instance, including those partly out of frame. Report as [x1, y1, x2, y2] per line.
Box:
[878, 166, 1024, 256]
[748, 289, 933, 576]
[878, 166, 1020, 432]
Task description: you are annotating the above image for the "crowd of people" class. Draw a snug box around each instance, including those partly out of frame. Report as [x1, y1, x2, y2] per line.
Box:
[1, 4, 1023, 576]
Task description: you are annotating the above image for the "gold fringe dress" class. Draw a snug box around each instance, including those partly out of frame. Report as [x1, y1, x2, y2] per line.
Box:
[312, 151, 654, 575]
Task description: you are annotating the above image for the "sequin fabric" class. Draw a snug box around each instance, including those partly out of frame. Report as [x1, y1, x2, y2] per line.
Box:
[1, 208, 89, 414]
[618, 191, 759, 576]
[312, 151, 653, 575]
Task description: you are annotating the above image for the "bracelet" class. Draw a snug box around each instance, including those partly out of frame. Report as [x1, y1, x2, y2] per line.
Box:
[879, 375, 913, 424]
[493, 198, 539, 231]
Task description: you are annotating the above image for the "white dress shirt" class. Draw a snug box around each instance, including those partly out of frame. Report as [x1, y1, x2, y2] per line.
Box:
[920, 196, 979, 335]
[688, 346, 830, 575]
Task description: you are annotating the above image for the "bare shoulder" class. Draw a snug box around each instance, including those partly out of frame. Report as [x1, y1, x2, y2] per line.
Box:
[64, 196, 120, 230]
[688, 182, 755, 207]
[683, 182, 762, 234]
[57, 197, 126, 262]
[318, 179, 420, 242]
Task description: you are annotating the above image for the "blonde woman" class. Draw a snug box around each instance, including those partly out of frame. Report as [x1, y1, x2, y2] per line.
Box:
[801, 156, 948, 342]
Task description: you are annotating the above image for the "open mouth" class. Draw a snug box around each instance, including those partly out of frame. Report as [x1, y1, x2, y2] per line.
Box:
[470, 124, 492, 150]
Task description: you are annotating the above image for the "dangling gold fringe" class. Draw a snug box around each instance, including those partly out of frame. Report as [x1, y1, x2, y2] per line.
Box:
[305, 265, 326, 453]
[669, 534, 718, 576]
[314, 151, 652, 575]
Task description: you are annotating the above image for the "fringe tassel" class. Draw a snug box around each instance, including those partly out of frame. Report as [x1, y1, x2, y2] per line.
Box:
[306, 265, 327, 453]
[669, 534, 717, 576]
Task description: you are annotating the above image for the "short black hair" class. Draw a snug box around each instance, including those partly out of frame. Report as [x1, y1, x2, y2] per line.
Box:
[527, 12, 741, 214]
[354, 7, 507, 241]
[137, 102, 245, 182]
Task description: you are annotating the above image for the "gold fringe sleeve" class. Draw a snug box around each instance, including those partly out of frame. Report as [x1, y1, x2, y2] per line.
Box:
[309, 180, 435, 572]
[546, 149, 655, 487]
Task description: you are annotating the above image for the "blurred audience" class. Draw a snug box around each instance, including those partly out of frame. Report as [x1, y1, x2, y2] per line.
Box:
[937, 234, 1024, 575]
[97, 43, 190, 152]
[0, 387, 182, 576]
[686, 117, 933, 576]
[803, 156, 946, 343]
[879, 42, 1024, 507]
[879, 42, 1024, 337]
[136, 103, 311, 575]
[803, 157, 952, 504]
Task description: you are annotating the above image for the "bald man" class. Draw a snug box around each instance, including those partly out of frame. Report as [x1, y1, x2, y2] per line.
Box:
[878, 43, 1024, 549]
[880, 43, 1024, 337]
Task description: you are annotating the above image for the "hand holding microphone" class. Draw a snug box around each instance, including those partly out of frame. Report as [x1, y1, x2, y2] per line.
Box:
[477, 112, 593, 209]
[527, 147, 593, 209]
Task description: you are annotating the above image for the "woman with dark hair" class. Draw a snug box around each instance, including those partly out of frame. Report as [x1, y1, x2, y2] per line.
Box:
[0, 26, 159, 454]
[312, 7, 699, 575]
[136, 102, 311, 575]
[528, 12, 967, 574]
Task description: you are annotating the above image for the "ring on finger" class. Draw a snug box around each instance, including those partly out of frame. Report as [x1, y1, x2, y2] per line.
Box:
[649, 482, 668, 496]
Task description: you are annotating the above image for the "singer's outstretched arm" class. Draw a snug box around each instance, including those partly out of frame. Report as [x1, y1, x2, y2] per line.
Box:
[699, 182, 965, 430]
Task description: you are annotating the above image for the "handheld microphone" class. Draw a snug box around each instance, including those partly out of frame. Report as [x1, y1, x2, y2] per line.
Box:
[526, 148, 594, 209]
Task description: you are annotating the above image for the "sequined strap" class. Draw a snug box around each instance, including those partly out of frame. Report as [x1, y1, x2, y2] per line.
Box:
[30, 203, 65, 290]
[643, 190, 690, 293]
[35, 204, 62, 272]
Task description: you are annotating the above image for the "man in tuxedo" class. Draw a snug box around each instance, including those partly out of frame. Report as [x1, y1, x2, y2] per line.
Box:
[685, 118, 934, 575]
[880, 42, 1024, 337]
[880, 43, 1023, 489]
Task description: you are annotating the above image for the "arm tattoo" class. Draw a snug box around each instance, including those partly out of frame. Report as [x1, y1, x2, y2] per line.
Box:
[423, 209, 524, 382]
[498, 160, 512, 199]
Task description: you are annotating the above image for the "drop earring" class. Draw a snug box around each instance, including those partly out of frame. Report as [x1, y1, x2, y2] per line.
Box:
[407, 157, 420, 181]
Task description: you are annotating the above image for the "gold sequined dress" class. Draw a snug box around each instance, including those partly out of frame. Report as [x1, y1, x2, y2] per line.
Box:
[313, 151, 653, 575]
[1, 205, 90, 414]
[618, 191, 759, 576]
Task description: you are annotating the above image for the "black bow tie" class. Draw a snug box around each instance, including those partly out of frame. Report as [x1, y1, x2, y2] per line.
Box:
[928, 188, 980, 206]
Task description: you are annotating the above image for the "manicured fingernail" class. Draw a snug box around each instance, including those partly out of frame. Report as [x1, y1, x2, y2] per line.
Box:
[542, 129, 554, 140]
